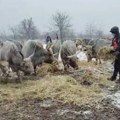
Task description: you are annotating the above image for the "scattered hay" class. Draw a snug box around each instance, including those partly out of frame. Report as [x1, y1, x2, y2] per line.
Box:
[78, 68, 114, 88]
[78, 61, 101, 68]
[24, 75, 103, 105]
[0, 72, 18, 83]
[0, 60, 115, 106]
[79, 70, 98, 86]
[37, 63, 59, 76]
[0, 75, 102, 105]
[98, 46, 115, 60]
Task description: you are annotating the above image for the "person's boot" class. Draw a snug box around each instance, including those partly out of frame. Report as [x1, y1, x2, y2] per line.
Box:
[107, 76, 116, 81]
[108, 69, 118, 81]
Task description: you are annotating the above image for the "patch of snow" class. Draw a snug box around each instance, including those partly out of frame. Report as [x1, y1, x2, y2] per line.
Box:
[107, 91, 120, 109]
[77, 51, 87, 61]
[39, 99, 55, 108]
[56, 109, 93, 119]
[57, 109, 69, 116]
[83, 110, 92, 115]
[83, 110, 93, 119]
[56, 109, 81, 116]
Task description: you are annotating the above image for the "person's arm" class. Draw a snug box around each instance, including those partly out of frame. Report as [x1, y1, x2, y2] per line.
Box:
[114, 40, 120, 52]
[110, 40, 120, 55]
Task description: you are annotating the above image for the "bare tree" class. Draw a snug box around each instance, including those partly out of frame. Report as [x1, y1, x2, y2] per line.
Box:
[52, 12, 72, 42]
[85, 23, 96, 39]
[95, 30, 104, 39]
[9, 18, 40, 40]
[18, 18, 39, 40]
[9, 26, 18, 40]
[64, 29, 76, 40]
[0, 31, 11, 41]
[85, 23, 105, 39]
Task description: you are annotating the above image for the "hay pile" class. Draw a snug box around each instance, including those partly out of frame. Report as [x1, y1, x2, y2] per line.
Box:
[97, 46, 115, 60]
[22, 75, 102, 105]
[80, 70, 107, 85]
[37, 63, 59, 76]
[0, 75, 103, 105]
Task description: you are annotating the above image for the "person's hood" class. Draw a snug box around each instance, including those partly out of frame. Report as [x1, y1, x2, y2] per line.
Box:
[110, 26, 119, 34]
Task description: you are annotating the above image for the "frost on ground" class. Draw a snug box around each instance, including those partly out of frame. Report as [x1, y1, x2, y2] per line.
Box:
[107, 91, 120, 109]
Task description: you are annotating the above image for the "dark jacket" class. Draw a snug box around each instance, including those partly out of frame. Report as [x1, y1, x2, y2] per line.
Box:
[56, 34, 58, 40]
[46, 36, 52, 43]
[110, 26, 120, 52]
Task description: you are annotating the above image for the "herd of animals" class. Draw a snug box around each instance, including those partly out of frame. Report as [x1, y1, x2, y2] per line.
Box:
[0, 38, 112, 83]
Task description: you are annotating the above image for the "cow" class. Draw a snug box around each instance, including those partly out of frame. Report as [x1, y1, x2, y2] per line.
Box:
[13, 41, 23, 52]
[22, 40, 39, 58]
[61, 40, 79, 71]
[83, 39, 111, 64]
[75, 38, 91, 46]
[46, 40, 61, 59]
[75, 39, 83, 48]
[22, 40, 58, 74]
[75, 38, 91, 51]
[0, 41, 34, 82]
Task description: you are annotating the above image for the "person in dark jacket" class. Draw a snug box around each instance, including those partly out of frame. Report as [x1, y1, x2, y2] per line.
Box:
[108, 26, 120, 82]
[56, 33, 58, 40]
[46, 35, 52, 44]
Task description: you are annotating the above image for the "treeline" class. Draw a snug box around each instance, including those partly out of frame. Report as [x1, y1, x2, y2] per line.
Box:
[0, 11, 109, 42]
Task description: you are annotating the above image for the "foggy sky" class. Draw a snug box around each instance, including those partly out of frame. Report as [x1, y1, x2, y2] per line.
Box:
[0, 0, 120, 34]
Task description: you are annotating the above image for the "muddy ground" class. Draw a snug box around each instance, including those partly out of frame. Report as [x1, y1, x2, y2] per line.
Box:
[0, 61, 120, 120]
[0, 98, 120, 120]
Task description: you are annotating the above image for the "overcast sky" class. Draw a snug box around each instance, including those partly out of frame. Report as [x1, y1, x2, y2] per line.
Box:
[0, 0, 120, 34]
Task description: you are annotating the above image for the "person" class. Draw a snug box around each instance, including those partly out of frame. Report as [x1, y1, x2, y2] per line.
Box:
[46, 35, 52, 44]
[108, 26, 120, 82]
[56, 33, 58, 40]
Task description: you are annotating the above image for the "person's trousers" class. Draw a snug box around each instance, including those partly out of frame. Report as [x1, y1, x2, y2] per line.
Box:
[112, 56, 120, 79]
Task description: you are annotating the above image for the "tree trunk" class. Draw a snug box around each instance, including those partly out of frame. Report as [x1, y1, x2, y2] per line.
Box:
[60, 29, 63, 43]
